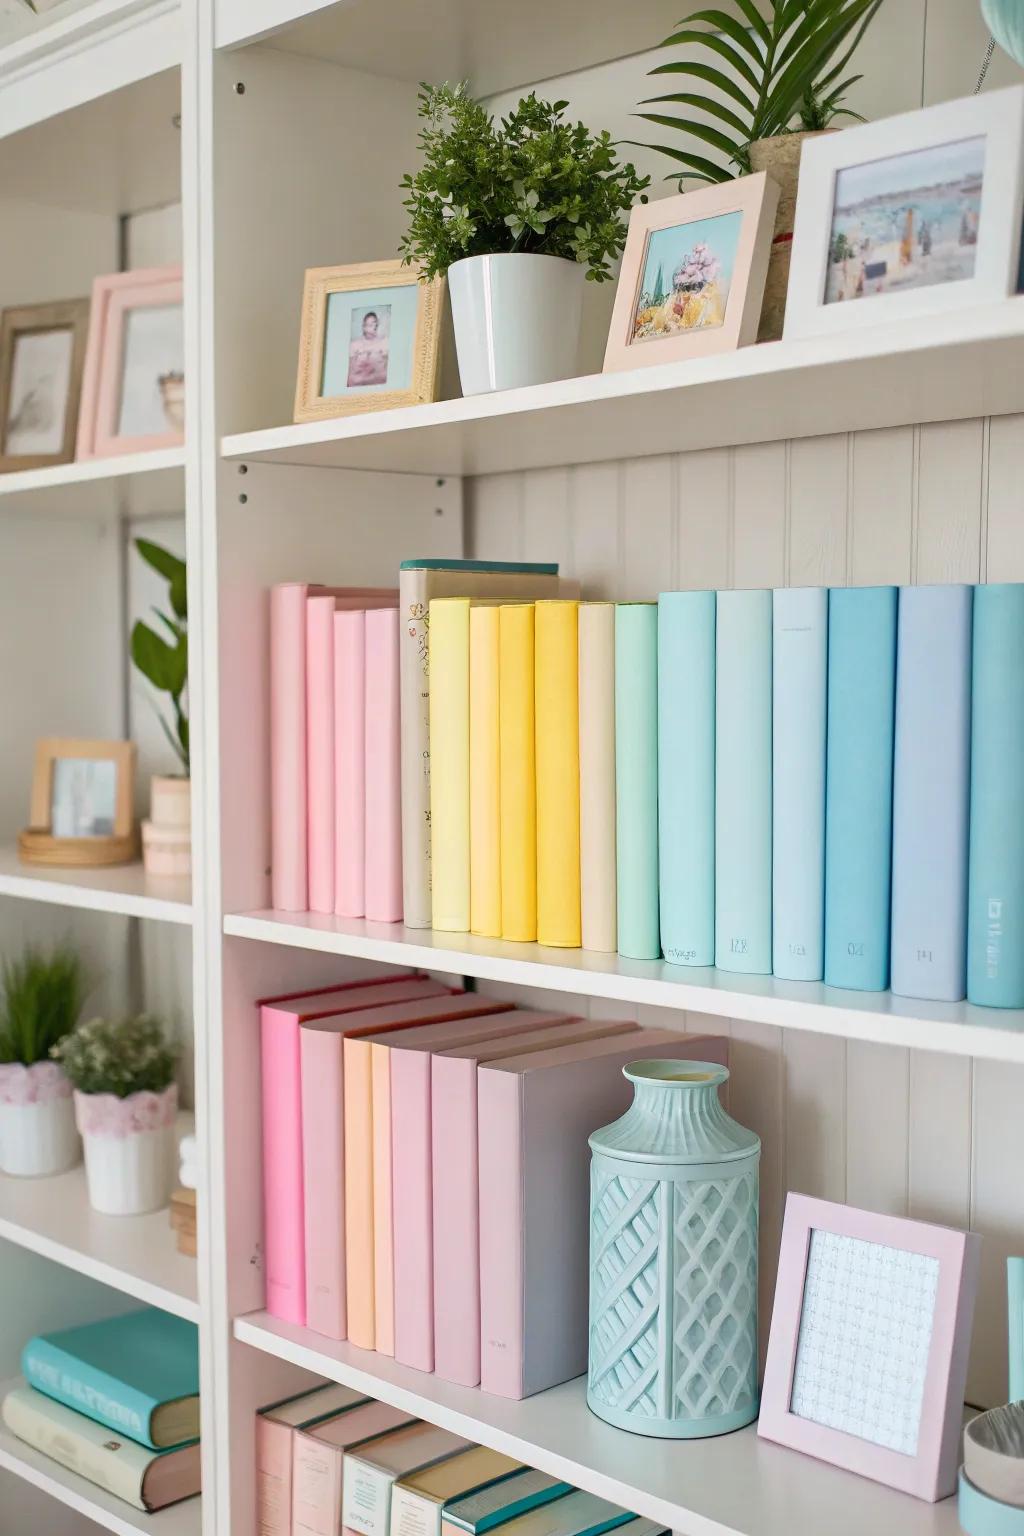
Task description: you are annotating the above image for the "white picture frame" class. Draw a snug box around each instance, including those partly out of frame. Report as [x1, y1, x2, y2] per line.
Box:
[784, 84, 1024, 341]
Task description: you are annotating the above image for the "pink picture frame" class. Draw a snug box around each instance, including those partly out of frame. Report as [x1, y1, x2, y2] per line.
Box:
[759, 1193, 980, 1501]
[603, 173, 779, 373]
[76, 266, 184, 460]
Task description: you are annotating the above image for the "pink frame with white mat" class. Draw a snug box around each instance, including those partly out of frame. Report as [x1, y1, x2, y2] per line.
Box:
[76, 265, 184, 459]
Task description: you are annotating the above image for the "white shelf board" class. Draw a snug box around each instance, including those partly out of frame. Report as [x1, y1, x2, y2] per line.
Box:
[0, 447, 185, 500]
[0, 1114, 198, 1322]
[0, 1377, 200, 1536]
[234, 1311, 963, 1536]
[0, 846, 192, 925]
[223, 909, 1024, 1064]
[221, 301, 1024, 478]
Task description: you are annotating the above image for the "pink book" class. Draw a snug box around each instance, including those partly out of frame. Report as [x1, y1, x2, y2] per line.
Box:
[477, 1028, 730, 1398]
[343, 994, 514, 1353]
[366, 1009, 554, 1359]
[364, 608, 402, 923]
[292, 1399, 415, 1536]
[431, 1016, 638, 1387]
[259, 972, 427, 1325]
[257, 1381, 366, 1536]
[335, 610, 366, 918]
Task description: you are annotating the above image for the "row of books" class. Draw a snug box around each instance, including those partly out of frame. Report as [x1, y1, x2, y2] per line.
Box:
[1, 1308, 201, 1512]
[258, 1377, 667, 1536]
[260, 972, 724, 1395]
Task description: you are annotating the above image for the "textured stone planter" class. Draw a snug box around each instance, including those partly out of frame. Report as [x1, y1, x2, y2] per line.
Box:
[0, 1062, 80, 1177]
[75, 1083, 177, 1215]
[448, 253, 584, 395]
[749, 131, 833, 341]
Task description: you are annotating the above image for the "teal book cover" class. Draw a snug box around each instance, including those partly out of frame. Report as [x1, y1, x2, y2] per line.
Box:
[22, 1308, 200, 1451]
[400, 560, 558, 573]
[658, 591, 715, 967]
[444, 1470, 573, 1533]
[615, 603, 660, 960]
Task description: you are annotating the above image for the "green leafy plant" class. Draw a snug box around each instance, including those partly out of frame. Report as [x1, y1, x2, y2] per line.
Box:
[638, 0, 885, 184]
[0, 945, 85, 1067]
[131, 539, 189, 774]
[51, 1014, 178, 1098]
[400, 83, 650, 283]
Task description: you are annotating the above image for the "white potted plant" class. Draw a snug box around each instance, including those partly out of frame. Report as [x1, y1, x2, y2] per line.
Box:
[131, 538, 190, 877]
[0, 946, 84, 1178]
[400, 85, 649, 395]
[52, 1014, 179, 1216]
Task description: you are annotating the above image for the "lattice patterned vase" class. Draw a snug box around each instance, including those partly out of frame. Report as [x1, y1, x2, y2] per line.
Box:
[587, 1058, 760, 1439]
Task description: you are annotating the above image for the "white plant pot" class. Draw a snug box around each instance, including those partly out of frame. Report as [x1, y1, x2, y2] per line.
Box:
[447, 253, 584, 395]
[75, 1084, 177, 1216]
[0, 1064, 80, 1178]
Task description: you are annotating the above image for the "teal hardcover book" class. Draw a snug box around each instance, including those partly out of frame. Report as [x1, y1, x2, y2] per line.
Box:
[824, 585, 898, 991]
[772, 586, 827, 981]
[967, 583, 1024, 1007]
[399, 560, 558, 573]
[21, 1308, 200, 1451]
[443, 1470, 573, 1534]
[658, 591, 715, 967]
[615, 604, 660, 960]
[715, 589, 772, 974]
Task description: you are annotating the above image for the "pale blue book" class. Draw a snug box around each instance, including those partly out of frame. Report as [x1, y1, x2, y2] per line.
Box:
[615, 604, 660, 960]
[891, 584, 972, 1002]
[824, 586, 898, 992]
[715, 588, 772, 974]
[772, 586, 827, 982]
[967, 583, 1024, 1007]
[443, 1470, 573, 1534]
[658, 590, 715, 967]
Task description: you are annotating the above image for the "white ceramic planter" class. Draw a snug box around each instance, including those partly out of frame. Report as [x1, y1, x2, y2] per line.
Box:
[75, 1083, 177, 1215]
[447, 252, 585, 395]
[0, 1063, 80, 1177]
[143, 775, 191, 877]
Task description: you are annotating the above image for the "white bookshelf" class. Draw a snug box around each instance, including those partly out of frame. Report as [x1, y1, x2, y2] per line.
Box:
[0, 847, 191, 925]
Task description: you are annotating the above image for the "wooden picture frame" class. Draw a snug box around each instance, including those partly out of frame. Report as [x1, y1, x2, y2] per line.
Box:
[294, 259, 444, 422]
[20, 739, 138, 868]
[0, 299, 90, 472]
[76, 266, 185, 460]
[759, 1192, 981, 1502]
[603, 174, 779, 373]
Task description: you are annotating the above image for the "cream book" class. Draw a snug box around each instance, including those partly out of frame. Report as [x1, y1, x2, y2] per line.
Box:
[390, 1447, 522, 1536]
[342, 1422, 473, 1536]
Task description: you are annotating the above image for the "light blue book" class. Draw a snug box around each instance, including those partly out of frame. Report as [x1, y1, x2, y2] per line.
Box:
[824, 586, 898, 992]
[615, 604, 660, 960]
[891, 584, 972, 1002]
[443, 1470, 573, 1534]
[967, 583, 1024, 1007]
[715, 588, 772, 974]
[475, 1489, 638, 1536]
[657, 591, 715, 967]
[21, 1308, 199, 1451]
[772, 586, 827, 982]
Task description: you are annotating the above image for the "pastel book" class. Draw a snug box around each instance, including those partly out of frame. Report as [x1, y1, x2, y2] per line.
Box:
[535, 600, 581, 947]
[499, 603, 537, 941]
[824, 585, 898, 991]
[890, 584, 972, 1002]
[257, 1383, 368, 1536]
[464, 1489, 639, 1536]
[364, 606, 403, 922]
[470, 605, 501, 937]
[21, 1308, 199, 1450]
[341, 1421, 473, 1536]
[441, 1469, 574, 1536]
[577, 602, 617, 953]
[2, 1386, 201, 1513]
[715, 588, 772, 975]
[614, 603, 659, 960]
[967, 582, 1024, 1007]
[431, 1016, 639, 1389]
[305, 587, 397, 914]
[389, 1001, 577, 1376]
[430, 597, 473, 931]
[292, 1399, 415, 1536]
[772, 586, 827, 982]
[391, 1448, 523, 1536]
[658, 591, 715, 968]
[477, 1028, 729, 1399]
[261, 973, 439, 1329]
[270, 581, 393, 911]
[343, 991, 516, 1351]
[334, 608, 366, 918]
[399, 561, 563, 930]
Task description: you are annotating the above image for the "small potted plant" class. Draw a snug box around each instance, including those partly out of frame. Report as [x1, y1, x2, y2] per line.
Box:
[0, 946, 84, 1178]
[400, 84, 649, 394]
[52, 1015, 179, 1215]
[637, 0, 884, 337]
[131, 538, 190, 877]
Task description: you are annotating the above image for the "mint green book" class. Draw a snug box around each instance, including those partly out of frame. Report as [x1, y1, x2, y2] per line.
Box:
[443, 1470, 573, 1535]
[467, 1489, 636, 1536]
[21, 1308, 199, 1450]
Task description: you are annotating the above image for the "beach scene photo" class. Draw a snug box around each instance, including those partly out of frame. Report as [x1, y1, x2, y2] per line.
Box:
[825, 135, 986, 303]
[631, 211, 742, 342]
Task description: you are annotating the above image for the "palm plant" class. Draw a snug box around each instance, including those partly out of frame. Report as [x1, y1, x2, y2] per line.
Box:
[638, 0, 885, 184]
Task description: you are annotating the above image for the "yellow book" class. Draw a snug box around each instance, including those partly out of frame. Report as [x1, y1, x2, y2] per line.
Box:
[499, 604, 537, 942]
[535, 601, 581, 946]
[470, 606, 501, 937]
[429, 597, 471, 932]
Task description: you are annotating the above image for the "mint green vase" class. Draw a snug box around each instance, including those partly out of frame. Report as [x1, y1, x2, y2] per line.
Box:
[587, 1060, 760, 1439]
